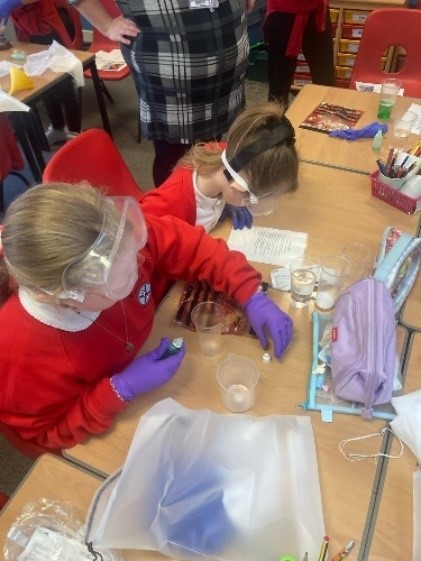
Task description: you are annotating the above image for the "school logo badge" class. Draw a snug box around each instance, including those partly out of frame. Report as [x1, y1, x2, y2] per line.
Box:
[138, 283, 152, 306]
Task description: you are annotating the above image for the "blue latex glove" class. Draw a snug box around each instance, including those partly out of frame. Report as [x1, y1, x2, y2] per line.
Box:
[220, 204, 253, 229]
[243, 292, 293, 358]
[111, 337, 186, 401]
[0, 0, 22, 20]
[329, 122, 388, 140]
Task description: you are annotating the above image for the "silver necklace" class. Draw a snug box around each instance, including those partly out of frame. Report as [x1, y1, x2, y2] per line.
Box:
[77, 301, 135, 353]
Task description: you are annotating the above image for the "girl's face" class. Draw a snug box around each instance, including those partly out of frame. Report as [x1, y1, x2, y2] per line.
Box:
[219, 168, 252, 206]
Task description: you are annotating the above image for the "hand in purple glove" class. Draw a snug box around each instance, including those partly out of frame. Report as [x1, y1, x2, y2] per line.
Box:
[219, 204, 253, 229]
[244, 292, 293, 358]
[329, 122, 388, 140]
[0, 0, 22, 21]
[111, 337, 186, 401]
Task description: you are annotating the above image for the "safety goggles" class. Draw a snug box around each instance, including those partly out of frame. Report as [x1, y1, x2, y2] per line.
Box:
[222, 119, 295, 216]
[221, 150, 282, 216]
[62, 197, 147, 302]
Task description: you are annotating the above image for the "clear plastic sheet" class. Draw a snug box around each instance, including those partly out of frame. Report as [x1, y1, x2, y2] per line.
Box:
[4, 498, 121, 561]
[85, 398, 325, 561]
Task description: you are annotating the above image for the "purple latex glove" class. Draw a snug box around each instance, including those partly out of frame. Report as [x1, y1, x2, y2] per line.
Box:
[220, 204, 253, 229]
[243, 292, 293, 358]
[0, 0, 22, 20]
[111, 337, 186, 401]
[329, 122, 388, 140]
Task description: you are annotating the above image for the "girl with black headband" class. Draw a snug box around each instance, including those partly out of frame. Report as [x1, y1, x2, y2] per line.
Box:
[140, 102, 299, 233]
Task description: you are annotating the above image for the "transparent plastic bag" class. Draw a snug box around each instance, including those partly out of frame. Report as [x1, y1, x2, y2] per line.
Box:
[85, 398, 325, 561]
[4, 498, 121, 561]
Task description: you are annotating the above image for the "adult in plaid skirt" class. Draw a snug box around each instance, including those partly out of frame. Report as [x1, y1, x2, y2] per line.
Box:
[75, 0, 255, 186]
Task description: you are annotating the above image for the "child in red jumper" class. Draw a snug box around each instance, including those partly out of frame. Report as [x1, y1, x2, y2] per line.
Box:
[0, 182, 293, 450]
[140, 102, 299, 233]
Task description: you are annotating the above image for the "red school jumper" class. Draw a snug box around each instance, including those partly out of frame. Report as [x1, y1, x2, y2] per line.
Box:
[0, 214, 260, 450]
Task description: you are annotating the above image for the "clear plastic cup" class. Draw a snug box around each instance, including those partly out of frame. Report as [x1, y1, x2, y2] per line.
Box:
[342, 243, 374, 286]
[377, 79, 402, 121]
[191, 301, 224, 357]
[289, 256, 320, 310]
[217, 354, 259, 413]
[315, 255, 351, 312]
[392, 110, 417, 147]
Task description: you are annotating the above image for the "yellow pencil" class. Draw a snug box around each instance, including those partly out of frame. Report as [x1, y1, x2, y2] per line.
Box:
[318, 536, 329, 561]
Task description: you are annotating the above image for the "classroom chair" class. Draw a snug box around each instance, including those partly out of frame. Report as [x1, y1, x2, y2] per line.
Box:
[350, 8, 421, 97]
[42, 128, 143, 198]
[53, 0, 84, 51]
[0, 115, 31, 212]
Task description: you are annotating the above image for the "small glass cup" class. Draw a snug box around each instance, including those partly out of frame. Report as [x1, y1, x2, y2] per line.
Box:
[377, 78, 402, 121]
[217, 354, 259, 413]
[392, 110, 417, 147]
[191, 301, 224, 357]
[289, 256, 320, 310]
[315, 255, 351, 312]
[342, 243, 374, 286]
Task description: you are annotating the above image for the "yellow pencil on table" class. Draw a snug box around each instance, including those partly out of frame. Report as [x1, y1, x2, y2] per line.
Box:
[318, 536, 329, 561]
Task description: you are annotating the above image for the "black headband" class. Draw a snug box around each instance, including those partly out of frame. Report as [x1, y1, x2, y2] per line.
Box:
[223, 117, 295, 181]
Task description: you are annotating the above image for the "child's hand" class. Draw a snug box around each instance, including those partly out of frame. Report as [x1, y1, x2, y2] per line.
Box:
[222, 204, 253, 230]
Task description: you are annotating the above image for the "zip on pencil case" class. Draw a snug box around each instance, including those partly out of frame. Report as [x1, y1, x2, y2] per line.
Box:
[330, 277, 396, 419]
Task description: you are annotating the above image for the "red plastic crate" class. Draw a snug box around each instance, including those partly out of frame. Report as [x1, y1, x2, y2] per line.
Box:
[371, 171, 421, 214]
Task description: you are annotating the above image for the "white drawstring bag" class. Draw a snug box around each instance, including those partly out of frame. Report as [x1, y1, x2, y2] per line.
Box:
[390, 392, 421, 561]
[85, 398, 324, 561]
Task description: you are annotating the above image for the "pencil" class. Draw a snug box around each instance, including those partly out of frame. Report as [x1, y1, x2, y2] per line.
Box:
[318, 536, 329, 561]
[385, 147, 395, 174]
[331, 540, 356, 561]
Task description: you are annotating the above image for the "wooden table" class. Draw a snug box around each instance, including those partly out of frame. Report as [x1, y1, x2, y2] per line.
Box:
[0, 455, 162, 561]
[64, 163, 419, 559]
[286, 84, 421, 175]
[363, 332, 421, 561]
[0, 41, 111, 180]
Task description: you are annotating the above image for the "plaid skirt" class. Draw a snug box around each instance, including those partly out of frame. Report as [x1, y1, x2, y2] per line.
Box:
[118, 0, 249, 143]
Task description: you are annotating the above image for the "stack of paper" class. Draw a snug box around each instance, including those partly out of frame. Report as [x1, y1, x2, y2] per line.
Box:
[227, 227, 308, 266]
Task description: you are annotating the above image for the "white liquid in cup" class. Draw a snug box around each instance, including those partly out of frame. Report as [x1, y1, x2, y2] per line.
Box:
[223, 384, 255, 413]
[315, 291, 337, 312]
[217, 355, 259, 413]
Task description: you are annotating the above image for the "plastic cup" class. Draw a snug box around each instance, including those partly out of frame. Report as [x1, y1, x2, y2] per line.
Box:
[377, 79, 402, 120]
[342, 243, 374, 286]
[315, 255, 351, 312]
[191, 301, 224, 357]
[217, 354, 259, 413]
[392, 110, 417, 146]
[289, 256, 320, 310]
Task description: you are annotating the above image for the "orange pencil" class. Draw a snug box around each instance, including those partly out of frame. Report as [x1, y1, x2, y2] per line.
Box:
[330, 540, 356, 561]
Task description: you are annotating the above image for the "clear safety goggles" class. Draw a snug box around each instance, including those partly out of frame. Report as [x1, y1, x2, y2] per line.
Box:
[221, 150, 281, 216]
[62, 197, 147, 302]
